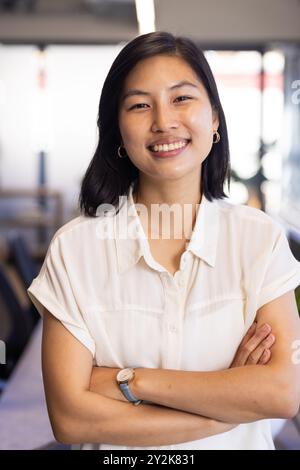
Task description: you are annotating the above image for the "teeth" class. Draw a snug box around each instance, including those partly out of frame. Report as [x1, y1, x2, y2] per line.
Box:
[151, 140, 188, 152]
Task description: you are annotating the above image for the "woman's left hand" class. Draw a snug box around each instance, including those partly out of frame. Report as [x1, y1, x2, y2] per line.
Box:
[230, 321, 275, 368]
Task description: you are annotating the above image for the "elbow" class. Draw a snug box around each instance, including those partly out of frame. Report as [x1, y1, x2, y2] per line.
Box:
[46, 395, 88, 444]
[273, 383, 300, 420]
[53, 428, 74, 446]
[279, 396, 300, 420]
[277, 402, 299, 420]
[50, 414, 77, 445]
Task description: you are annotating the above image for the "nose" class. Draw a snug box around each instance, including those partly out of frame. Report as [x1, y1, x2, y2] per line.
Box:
[151, 103, 178, 133]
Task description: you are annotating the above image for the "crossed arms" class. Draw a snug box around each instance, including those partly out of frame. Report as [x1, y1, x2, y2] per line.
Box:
[41, 290, 300, 445]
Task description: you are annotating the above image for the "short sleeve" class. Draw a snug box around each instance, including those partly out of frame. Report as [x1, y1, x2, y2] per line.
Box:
[256, 223, 300, 311]
[27, 236, 96, 357]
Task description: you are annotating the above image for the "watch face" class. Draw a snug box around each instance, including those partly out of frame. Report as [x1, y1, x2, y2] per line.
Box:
[117, 368, 134, 383]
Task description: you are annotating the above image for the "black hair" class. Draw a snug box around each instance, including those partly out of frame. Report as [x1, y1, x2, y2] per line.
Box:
[79, 31, 230, 216]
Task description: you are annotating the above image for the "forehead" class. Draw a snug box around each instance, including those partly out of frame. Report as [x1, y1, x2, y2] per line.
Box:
[123, 54, 203, 90]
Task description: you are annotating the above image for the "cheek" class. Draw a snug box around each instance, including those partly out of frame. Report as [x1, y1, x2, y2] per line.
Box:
[189, 107, 213, 135]
[119, 121, 130, 145]
[189, 109, 214, 160]
[119, 118, 147, 168]
[119, 117, 145, 150]
[119, 113, 133, 144]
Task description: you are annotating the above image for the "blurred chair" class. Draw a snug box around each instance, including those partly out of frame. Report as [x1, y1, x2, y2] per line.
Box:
[8, 234, 40, 325]
[8, 234, 38, 288]
[0, 264, 35, 381]
[0, 320, 56, 450]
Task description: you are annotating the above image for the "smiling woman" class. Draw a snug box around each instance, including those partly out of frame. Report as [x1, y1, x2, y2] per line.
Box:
[27, 31, 300, 450]
[118, 55, 219, 184]
[79, 31, 230, 217]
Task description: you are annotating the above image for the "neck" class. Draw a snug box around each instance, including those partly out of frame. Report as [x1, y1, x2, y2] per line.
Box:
[133, 174, 202, 240]
[134, 172, 202, 205]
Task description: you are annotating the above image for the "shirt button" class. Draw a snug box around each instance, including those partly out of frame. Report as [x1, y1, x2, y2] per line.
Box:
[168, 324, 178, 333]
[178, 277, 185, 287]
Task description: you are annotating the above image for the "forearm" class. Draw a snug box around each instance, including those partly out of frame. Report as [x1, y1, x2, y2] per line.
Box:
[132, 365, 288, 424]
[55, 391, 234, 446]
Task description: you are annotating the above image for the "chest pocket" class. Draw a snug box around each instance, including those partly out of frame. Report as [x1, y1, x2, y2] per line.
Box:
[85, 304, 165, 368]
[181, 295, 246, 371]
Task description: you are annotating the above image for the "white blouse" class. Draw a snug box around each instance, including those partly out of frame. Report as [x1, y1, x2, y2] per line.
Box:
[28, 183, 300, 450]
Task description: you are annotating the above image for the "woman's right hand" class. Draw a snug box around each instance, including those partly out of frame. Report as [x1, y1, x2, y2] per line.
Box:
[212, 322, 276, 435]
[230, 321, 275, 368]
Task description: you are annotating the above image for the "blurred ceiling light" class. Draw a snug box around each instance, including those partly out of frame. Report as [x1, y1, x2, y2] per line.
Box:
[30, 47, 53, 152]
[135, 0, 155, 34]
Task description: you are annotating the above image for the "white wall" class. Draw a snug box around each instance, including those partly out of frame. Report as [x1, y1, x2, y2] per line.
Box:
[0, 44, 123, 219]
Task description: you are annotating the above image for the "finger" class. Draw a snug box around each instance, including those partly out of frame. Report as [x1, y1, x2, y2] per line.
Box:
[238, 323, 272, 365]
[239, 321, 257, 348]
[247, 333, 275, 365]
[246, 333, 275, 365]
[232, 323, 272, 367]
[231, 322, 258, 367]
[258, 348, 271, 365]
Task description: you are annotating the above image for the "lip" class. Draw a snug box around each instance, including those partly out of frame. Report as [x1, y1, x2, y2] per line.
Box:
[148, 140, 190, 159]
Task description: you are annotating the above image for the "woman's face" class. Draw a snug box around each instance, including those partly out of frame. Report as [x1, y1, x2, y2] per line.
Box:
[118, 54, 219, 182]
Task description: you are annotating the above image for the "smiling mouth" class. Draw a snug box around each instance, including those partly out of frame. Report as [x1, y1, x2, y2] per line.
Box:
[147, 140, 191, 159]
[148, 139, 191, 153]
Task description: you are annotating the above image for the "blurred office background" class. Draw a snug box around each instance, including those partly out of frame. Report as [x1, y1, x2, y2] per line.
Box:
[0, 0, 300, 450]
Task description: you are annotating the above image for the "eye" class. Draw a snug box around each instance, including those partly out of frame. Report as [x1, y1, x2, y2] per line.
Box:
[128, 103, 149, 110]
[174, 95, 193, 103]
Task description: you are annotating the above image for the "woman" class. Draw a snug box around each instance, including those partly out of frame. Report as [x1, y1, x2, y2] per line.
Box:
[28, 31, 300, 450]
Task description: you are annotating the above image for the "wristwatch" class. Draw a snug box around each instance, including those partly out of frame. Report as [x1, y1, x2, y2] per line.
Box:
[116, 368, 142, 405]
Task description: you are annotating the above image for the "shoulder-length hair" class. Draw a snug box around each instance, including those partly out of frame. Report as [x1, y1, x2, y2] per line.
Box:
[79, 31, 230, 216]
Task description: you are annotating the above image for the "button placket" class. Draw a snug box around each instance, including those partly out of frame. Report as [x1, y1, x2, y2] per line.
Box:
[165, 321, 183, 369]
[168, 323, 178, 333]
[161, 275, 184, 369]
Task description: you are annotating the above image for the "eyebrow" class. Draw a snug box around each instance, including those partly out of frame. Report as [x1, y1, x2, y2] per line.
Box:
[122, 80, 199, 102]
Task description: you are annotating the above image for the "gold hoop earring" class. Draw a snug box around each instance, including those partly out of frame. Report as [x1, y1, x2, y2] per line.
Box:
[213, 131, 220, 144]
[117, 145, 128, 158]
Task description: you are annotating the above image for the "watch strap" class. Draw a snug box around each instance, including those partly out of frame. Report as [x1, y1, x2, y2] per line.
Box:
[119, 383, 142, 405]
